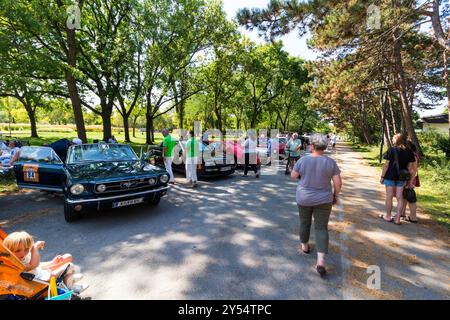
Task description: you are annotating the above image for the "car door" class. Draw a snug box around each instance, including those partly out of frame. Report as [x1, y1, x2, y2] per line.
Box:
[13, 146, 65, 192]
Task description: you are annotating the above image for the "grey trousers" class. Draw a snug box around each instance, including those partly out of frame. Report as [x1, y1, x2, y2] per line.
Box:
[298, 203, 332, 254]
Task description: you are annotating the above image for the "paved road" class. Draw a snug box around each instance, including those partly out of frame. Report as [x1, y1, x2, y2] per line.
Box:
[1, 155, 346, 299]
[1, 144, 448, 299]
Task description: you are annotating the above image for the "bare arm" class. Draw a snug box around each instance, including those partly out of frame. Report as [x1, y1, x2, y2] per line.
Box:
[8, 150, 20, 166]
[380, 160, 389, 183]
[291, 170, 300, 180]
[24, 245, 41, 271]
[332, 174, 342, 205]
[332, 174, 342, 196]
[407, 161, 416, 188]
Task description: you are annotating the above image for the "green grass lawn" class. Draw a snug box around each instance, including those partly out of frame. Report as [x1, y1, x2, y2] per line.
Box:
[0, 128, 168, 193]
[351, 143, 450, 230]
[1, 130, 164, 146]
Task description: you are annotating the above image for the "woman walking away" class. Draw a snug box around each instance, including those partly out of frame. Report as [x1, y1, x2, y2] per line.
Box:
[291, 134, 342, 277]
[401, 140, 420, 223]
[379, 133, 416, 225]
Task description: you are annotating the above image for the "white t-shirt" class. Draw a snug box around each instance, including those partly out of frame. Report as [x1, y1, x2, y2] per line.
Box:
[22, 252, 51, 281]
[244, 138, 257, 154]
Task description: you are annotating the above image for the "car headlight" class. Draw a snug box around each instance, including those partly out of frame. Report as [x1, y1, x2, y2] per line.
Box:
[70, 184, 85, 195]
[97, 184, 106, 192]
[148, 178, 157, 185]
[160, 174, 169, 184]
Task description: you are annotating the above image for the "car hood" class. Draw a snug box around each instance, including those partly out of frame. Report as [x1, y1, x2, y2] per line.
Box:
[66, 160, 166, 181]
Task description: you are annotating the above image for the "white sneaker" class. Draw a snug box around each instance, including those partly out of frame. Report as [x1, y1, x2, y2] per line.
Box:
[72, 283, 89, 294]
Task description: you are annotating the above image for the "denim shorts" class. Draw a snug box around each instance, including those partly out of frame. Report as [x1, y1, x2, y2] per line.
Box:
[384, 179, 406, 187]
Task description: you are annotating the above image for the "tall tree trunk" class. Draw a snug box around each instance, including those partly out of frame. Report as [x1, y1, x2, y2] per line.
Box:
[375, 98, 392, 147]
[387, 89, 398, 133]
[55, 0, 87, 142]
[123, 113, 130, 142]
[65, 16, 87, 143]
[146, 90, 153, 144]
[393, 33, 421, 150]
[28, 110, 38, 138]
[101, 110, 112, 142]
[360, 98, 373, 144]
[17, 96, 39, 138]
[444, 50, 450, 138]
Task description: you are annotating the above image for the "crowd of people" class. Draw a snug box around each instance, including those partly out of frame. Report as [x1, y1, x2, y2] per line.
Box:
[2, 129, 422, 283]
[380, 132, 420, 224]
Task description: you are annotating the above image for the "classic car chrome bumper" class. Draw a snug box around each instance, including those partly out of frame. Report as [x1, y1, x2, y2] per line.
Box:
[66, 186, 170, 204]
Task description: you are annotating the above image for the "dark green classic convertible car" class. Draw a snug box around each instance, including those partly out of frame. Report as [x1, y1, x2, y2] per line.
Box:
[13, 143, 170, 222]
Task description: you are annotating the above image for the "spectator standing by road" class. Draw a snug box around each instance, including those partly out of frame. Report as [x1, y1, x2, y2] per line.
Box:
[379, 133, 416, 225]
[185, 130, 199, 188]
[285, 133, 303, 175]
[291, 134, 342, 277]
[162, 128, 176, 184]
[243, 130, 260, 178]
[331, 134, 338, 153]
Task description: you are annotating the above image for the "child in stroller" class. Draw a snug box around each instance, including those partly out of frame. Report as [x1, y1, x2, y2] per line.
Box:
[2, 231, 88, 295]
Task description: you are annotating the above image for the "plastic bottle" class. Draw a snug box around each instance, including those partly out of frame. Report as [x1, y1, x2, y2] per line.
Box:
[49, 276, 58, 297]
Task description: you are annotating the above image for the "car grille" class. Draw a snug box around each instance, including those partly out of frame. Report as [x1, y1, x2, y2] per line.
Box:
[95, 178, 157, 193]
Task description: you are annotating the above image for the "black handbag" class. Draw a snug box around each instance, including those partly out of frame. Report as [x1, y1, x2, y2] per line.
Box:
[393, 148, 411, 181]
[403, 187, 417, 203]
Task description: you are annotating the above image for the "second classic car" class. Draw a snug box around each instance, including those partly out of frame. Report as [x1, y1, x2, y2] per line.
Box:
[147, 140, 235, 178]
[13, 142, 170, 222]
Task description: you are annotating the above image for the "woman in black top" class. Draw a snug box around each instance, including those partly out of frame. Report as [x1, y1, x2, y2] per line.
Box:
[379, 133, 416, 225]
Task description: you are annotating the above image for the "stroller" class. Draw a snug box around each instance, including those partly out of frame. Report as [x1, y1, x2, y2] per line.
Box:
[0, 229, 77, 300]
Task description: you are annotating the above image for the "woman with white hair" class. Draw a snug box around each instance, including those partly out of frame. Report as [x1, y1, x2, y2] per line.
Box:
[291, 133, 342, 277]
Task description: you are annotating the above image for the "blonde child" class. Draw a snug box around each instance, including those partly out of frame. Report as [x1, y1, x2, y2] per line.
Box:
[3, 231, 88, 293]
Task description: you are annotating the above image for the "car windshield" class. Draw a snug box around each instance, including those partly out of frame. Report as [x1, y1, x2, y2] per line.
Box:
[67, 144, 139, 164]
[18, 147, 63, 164]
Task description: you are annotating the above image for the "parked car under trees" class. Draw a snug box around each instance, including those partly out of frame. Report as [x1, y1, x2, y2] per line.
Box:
[13, 143, 170, 222]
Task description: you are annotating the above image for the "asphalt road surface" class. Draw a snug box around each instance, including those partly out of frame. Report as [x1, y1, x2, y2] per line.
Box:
[0, 156, 346, 299]
[2, 146, 448, 299]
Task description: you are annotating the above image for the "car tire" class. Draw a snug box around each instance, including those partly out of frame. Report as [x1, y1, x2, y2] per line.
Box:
[148, 194, 161, 206]
[64, 201, 81, 222]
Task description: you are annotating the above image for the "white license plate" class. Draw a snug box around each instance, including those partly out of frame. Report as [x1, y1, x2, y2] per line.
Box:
[220, 166, 231, 171]
[113, 198, 144, 208]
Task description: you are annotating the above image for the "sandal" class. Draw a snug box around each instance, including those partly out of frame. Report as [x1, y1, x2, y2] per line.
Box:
[404, 216, 418, 223]
[316, 265, 327, 277]
[378, 214, 394, 222]
[300, 244, 311, 254]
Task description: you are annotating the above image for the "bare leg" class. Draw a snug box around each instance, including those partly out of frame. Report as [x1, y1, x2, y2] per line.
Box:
[401, 200, 407, 217]
[408, 202, 417, 220]
[41, 254, 73, 271]
[395, 186, 404, 224]
[385, 186, 395, 219]
[317, 252, 326, 267]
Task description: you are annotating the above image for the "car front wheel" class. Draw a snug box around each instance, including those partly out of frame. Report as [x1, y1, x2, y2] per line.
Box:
[148, 194, 161, 206]
[64, 201, 81, 222]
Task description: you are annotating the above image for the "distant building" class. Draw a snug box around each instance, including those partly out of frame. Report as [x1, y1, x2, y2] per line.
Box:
[417, 114, 449, 135]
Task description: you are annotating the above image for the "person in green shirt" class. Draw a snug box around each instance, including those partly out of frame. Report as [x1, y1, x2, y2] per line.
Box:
[162, 128, 175, 183]
[185, 130, 199, 187]
[285, 133, 303, 175]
